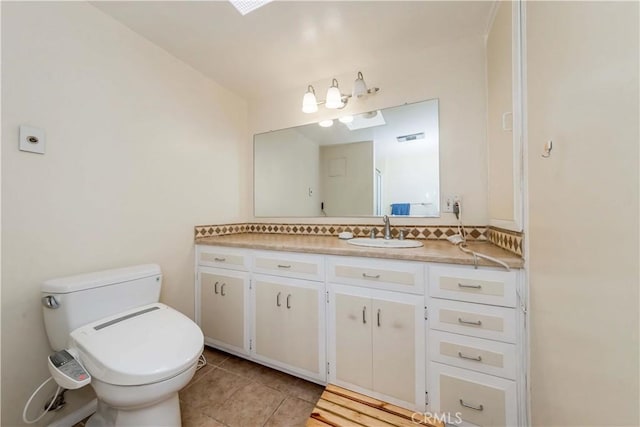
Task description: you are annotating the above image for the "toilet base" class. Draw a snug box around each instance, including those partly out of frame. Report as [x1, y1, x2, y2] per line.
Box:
[86, 394, 181, 427]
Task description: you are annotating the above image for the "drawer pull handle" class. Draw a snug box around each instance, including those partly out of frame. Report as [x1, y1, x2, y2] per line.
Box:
[214, 281, 219, 294]
[377, 309, 381, 327]
[221, 283, 226, 296]
[214, 257, 226, 262]
[277, 264, 292, 269]
[286, 294, 291, 309]
[362, 306, 367, 324]
[276, 292, 282, 307]
[362, 273, 381, 279]
[458, 352, 482, 362]
[458, 317, 483, 326]
[459, 399, 484, 411]
[458, 283, 482, 289]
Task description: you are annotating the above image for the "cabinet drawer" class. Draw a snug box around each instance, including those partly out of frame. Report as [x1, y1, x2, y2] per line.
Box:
[253, 251, 324, 282]
[429, 265, 517, 307]
[327, 256, 424, 294]
[429, 299, 516, 343]
[428, 362, 517, 427]
[197, 246, 249, 271]
[429, 330, 516, 380]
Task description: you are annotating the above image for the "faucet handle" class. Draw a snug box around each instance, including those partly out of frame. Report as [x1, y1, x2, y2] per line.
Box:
[369, 228, 376, 239]
[399, 228, 409, 240]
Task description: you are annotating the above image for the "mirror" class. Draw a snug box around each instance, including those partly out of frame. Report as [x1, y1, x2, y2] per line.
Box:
[254, 99, 440, 218]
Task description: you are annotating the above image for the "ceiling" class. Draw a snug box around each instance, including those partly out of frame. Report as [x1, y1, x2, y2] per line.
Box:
[91, 1, 495, 101]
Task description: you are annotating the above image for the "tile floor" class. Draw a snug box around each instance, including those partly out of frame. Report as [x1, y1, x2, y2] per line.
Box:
[180, 346, 324, 427]
[74, 346, 324, 427]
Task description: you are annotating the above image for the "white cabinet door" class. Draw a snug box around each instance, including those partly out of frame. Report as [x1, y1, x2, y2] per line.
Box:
[372, 298, 418, 404]
[334, 291, 373, 390]
[197, 267, 250, 355]
[254, 278, 285, 363]
[282, 283, 321, 374]
[329, 284, 425, 411]
[253, 274, 326, 382]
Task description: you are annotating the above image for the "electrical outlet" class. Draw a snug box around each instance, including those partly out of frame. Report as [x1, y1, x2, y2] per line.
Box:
[443, 195, 461, 213]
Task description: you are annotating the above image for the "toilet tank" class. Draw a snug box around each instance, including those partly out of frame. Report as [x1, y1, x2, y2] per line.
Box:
[42, 264, 162, 351]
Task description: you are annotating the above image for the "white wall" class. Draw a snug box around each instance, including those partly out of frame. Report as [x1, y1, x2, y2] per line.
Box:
[526, 2, 639, 425]
[254, 129, 321, 216]
[248, 36, 488, 225]
[1, 2, 247, 425]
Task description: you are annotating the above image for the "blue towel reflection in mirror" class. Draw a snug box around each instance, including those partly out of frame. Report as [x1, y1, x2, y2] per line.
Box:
[390, 203, 411, 215]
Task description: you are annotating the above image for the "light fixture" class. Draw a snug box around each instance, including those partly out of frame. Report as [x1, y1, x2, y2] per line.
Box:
[325, 79, 344, 109]
[301, 71, 379, 113]
[302, 86, 318, 113]
[352, 72, 368, 98]
[338, 115, 354, 124]
[318, 119, 334, 128]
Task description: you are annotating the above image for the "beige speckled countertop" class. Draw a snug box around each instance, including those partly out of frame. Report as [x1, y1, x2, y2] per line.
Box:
[196, 234, 524, 269]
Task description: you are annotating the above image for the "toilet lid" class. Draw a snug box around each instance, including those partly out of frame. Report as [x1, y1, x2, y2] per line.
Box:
[70, 303, 204, 386]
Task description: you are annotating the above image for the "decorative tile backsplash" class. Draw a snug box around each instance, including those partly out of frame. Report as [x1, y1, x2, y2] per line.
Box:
[194, 223, 524, 256]
[195, 222, 488, 240]
[487, 226, 524, 256]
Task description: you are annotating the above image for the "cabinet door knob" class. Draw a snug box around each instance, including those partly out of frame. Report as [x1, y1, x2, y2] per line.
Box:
[277, 264, 291, 269]
[362, 273, 381, 279]
[377, 309, 381, 327]
[362, 306, 367, 324]
[214, 281, 219, 294]
[286, 294, 291, 309]
[221, 283, 226, 296]
[214, 257, 226, 262]
[276, 292, 282, 307]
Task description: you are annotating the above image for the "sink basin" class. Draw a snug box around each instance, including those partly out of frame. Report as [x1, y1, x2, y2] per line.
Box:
[346, 238, 424, 249]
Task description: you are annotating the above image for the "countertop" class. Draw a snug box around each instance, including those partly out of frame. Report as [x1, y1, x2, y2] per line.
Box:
[195, 233, 524, 269]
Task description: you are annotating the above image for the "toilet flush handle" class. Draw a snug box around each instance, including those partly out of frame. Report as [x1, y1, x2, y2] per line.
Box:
[42, 295, 60, 309]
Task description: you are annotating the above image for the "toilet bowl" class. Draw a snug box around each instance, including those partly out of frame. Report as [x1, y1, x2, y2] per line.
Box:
[71, 303, 203, 426]
[41, 265, 204, 427]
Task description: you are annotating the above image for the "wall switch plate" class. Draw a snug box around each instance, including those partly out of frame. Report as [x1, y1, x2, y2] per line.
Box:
[19, 125, 45, 154]
[443, 195, 461, 213]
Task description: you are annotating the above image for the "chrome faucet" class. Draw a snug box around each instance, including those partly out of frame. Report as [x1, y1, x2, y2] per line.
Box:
[383, 215, 392, 240]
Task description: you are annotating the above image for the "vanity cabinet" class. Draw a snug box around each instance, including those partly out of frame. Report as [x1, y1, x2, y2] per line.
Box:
[196, 265, 251, 355]
[426, 264, 525, 427]
[327, 256, 426, 411]
[195, 243, 526, 425]
[252, 273, 326, 382]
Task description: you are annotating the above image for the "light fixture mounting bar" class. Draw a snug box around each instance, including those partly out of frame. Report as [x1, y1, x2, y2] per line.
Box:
[301, 72, 380, 113]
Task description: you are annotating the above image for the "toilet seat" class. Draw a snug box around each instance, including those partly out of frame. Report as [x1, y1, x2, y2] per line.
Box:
[70, 303, 203, 386]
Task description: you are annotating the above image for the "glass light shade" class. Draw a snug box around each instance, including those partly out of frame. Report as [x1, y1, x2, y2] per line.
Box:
[318, 119, 334, 128]
[325, 84, 343, 109]
[338, 115, 354, 123]
[302, 90, 318, 113]
[352, 72, 368, 98]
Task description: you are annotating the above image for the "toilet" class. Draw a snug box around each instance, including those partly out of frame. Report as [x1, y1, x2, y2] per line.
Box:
[41, 264, 204, 427]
